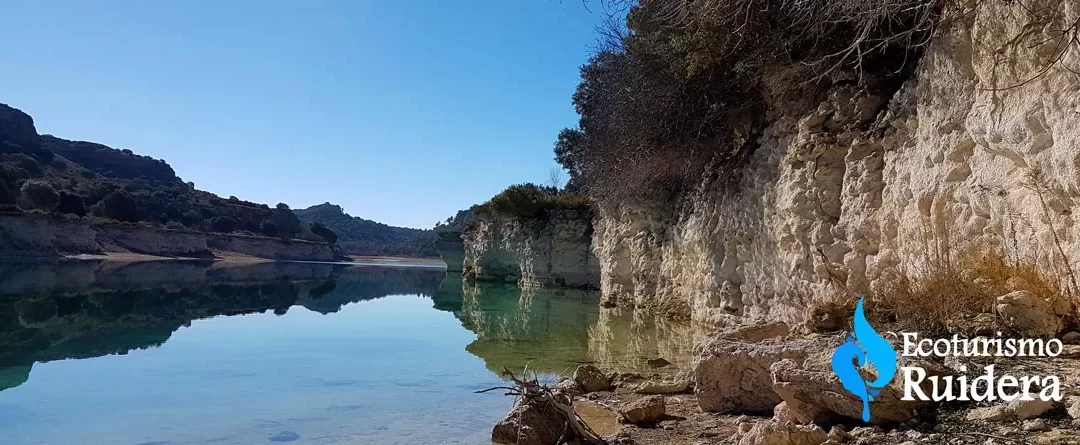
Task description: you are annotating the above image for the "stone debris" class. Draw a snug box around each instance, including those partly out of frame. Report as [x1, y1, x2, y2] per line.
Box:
[965, 399, 1057, 422]
[734, 420, 829, 445]
[619, 395, 667, 425]
[695, 336, 829, 412]
[632, 376, 692, 395]
[995, 290, 1065, 338]
[574, 364, 614, 393]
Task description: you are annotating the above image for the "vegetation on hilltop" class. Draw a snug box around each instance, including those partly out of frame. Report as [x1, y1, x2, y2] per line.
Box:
[474, 183, 592, 219]
[294, 203, 439, 258]
[0, 103, 404, 250]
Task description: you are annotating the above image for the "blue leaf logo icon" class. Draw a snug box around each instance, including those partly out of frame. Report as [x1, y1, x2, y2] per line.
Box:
[830, 297, 898, 422]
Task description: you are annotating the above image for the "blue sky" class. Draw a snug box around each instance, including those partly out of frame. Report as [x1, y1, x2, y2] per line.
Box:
[0, 1, 610, 229]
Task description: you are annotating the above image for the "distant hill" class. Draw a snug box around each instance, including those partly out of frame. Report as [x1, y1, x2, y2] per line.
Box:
[0, 103, 313, 240]
[0, 103, 432, 256]
[294, 203, 438, 258]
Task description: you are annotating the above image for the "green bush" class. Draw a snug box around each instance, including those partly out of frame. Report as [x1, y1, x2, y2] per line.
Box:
[91, 190, 140, 222]
[19, 180, 59, 211]
[310, 222, 338, 244]
[476, 183, 592, 219]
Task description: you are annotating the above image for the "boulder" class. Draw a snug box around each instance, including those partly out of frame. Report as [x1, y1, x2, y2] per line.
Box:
[769, 354, 939, 424]
[695, 336, 830, 413]
[632, 376, 692, 394]
[553, 377, 585, 397]
[1032, 430, 1080, 445]
[1013, 399, 1058, 420]
[619, 395, 666, 424]
[574, 364, 613, 393]
[1068, 398, 1080, 423]
[965, 399, 1056, 422]
[1022, 419, 1050, 432]
[720, 322, 791, 342]
[1062, 332, 1080, 344]
[492, 393, 570, 445]
[735, 420, 830, 445]
[995, 290, 1065, 337]
[945, 313, 999, 336]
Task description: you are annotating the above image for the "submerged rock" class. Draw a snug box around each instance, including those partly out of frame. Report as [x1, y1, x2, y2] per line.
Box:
[645, 357, 671, 368]
[268, 431, 300, 442]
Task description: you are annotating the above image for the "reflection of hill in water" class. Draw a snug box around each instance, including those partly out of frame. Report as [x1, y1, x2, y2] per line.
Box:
[440, 282, 699, 377]
[0, 260, 445, 390]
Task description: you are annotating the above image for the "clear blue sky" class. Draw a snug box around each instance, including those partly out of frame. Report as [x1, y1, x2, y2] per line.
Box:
[0, 1, 609, 229]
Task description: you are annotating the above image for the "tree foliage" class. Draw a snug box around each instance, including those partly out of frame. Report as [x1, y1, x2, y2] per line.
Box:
[19, 180, 59, 211]
[476, 183, 592, 219]
[310, 222, 338, 244]
[564, 0, 945, 203]
[92, 190, 140, 222]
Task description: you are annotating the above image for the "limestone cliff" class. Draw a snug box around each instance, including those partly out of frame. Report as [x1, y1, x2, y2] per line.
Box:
[593, 1, 1080, 327]
[461, 209, 600, 289]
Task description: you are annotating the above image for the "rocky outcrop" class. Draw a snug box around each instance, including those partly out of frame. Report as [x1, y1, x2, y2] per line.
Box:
[435, 231, 465, 272]
[590, 0, 1080, 327]
[694, 336, 828, 413]
[0, 213, 335, 261]
[462, 209, 599, 288]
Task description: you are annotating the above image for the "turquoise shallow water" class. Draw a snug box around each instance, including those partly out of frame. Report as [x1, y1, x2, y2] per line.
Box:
[0, 260, 692, 445]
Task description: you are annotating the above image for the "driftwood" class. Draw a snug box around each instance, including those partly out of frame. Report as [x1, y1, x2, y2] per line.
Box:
[477, 366, 607, 445]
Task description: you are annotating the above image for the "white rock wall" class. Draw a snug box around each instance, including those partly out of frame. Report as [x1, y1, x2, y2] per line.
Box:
[594, 0, 1080, 327]
[463, 209, 600, 288]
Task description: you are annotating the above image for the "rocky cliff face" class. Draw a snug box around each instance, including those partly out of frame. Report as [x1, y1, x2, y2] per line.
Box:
[462, 209, 600, 289]
[594, 1, 1080, 327]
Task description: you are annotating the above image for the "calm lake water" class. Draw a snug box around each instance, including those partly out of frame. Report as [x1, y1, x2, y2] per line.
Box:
[0, 260, 694, 445]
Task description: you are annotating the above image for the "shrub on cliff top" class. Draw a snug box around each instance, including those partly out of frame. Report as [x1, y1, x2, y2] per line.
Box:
[563, 0, 951, 203]
[475, 183, 592, 219]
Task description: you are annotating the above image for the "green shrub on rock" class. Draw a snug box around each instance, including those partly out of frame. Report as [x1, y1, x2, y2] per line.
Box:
[18, 180, 59, 211]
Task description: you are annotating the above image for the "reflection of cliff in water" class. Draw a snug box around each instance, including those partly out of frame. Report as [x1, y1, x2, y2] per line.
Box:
[439, 281, 698, 377]
[454, 283, 600, 375]
[0, 260, 445, 391]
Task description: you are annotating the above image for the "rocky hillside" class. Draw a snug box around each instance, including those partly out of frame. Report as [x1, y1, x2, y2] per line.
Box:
[0, 103, 311, 239]
[294, 202, 438, 257]
[1, 103, 439, 259]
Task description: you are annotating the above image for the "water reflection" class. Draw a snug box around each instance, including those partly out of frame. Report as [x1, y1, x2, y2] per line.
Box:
[444, 283, 699, 377]
[0, 259, 703, 445]
[0, 260, 445, 392]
